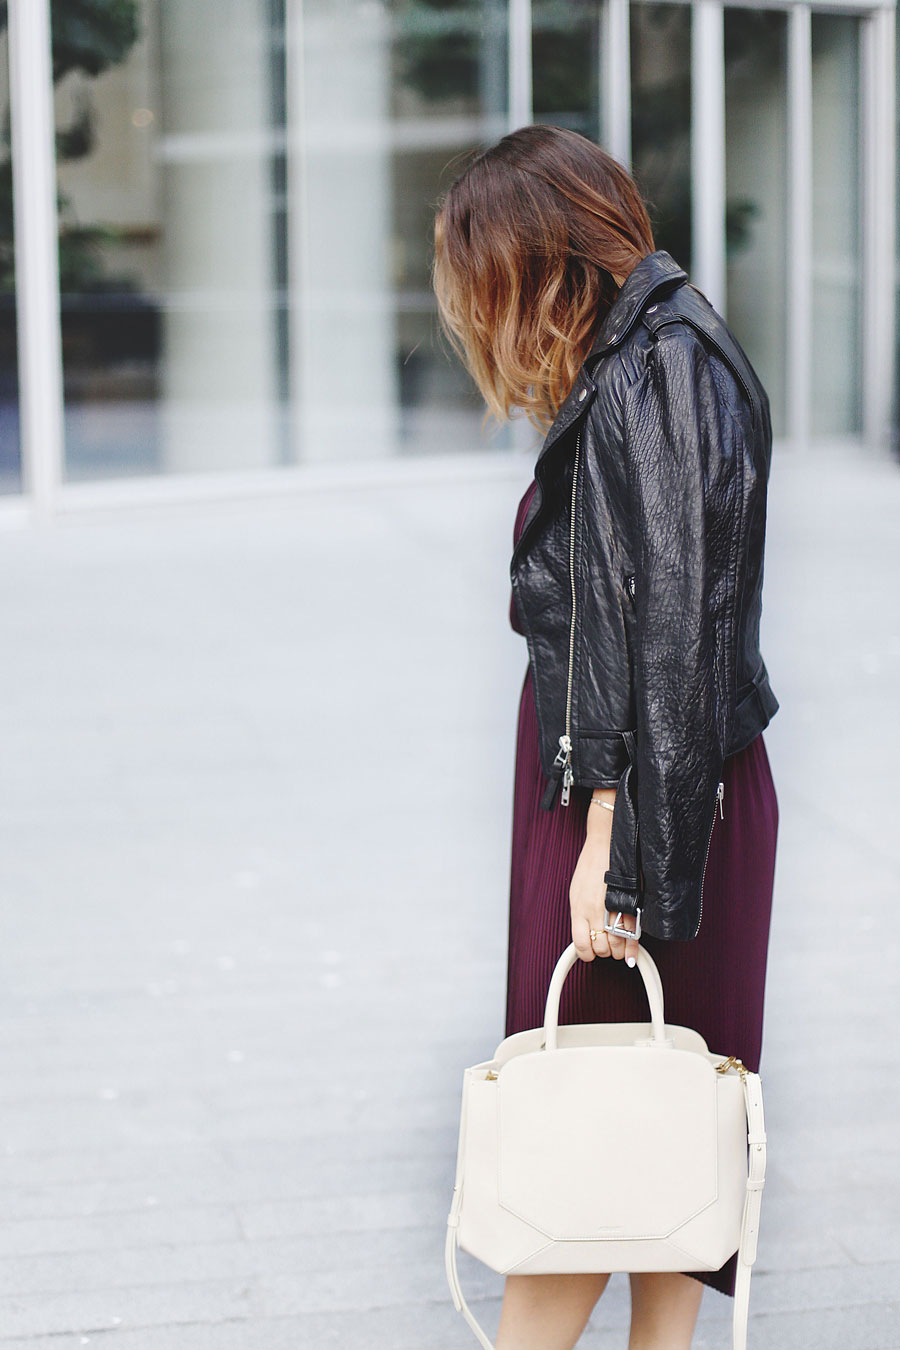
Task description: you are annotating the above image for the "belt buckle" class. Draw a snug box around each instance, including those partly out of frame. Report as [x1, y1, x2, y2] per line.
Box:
[604, 907, 642, 942]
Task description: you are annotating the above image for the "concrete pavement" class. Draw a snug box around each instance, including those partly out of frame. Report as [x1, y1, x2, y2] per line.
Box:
[0, 442, 898, 1347]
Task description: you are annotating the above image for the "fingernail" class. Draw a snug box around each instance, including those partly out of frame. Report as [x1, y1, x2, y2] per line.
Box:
[626, 956, 636, 968]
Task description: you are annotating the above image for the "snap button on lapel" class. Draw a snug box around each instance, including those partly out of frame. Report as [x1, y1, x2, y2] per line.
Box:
[647, 304, 658, 313]
[577, 388, 587, 402]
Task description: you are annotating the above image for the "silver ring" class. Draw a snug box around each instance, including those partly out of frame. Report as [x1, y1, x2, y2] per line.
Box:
[603, 908, 642, 942]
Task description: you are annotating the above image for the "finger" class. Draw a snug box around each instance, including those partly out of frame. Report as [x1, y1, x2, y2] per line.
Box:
[572, 915, 595, 962]
[612, 912, 638, 966]
[590, 925, 611, 958]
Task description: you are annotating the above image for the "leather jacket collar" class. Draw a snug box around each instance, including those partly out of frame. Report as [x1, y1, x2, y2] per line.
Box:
[537, 251, 689, 463]
[587, 249, 689, 356]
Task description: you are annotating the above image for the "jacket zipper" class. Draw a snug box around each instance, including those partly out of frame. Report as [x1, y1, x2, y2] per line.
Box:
[694, 780, 725, 936]
[553, 430, 582, 806]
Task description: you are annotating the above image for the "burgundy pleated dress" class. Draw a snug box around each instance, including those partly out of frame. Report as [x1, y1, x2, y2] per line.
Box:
[505, 478, 779, 1300]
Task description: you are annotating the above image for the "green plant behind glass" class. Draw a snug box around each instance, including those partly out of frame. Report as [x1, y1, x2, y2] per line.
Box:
[0, 0, 140, 292]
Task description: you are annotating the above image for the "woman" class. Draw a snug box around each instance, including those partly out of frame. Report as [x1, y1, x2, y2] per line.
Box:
[433, 125, 779, 1350]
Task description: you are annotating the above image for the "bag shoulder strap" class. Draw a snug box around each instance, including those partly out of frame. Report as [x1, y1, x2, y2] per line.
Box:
[445, 1068, 766, 1350]
[446, 1189, 494, 1350]
[733, 1068, 766, 1350]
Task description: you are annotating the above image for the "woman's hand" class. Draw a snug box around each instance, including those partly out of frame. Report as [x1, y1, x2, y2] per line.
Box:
[569, 788, 640, 967]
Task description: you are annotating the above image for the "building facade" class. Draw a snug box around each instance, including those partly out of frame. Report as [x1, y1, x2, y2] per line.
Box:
[0, 0, 896, 515]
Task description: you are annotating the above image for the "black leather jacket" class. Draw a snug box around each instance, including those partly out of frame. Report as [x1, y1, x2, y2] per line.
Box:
[509, 249, 779, 942]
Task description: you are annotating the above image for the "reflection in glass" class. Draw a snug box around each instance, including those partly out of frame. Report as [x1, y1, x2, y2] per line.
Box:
[811, 13, 861, 437]
[630, 3, 691, 269]
[385, 0, 509, 456]
[392, 0, 506, 123]
[532, 0, 601, 140]
[50, 0, 292, 479]
[0, 23, 20, 493]
[724, 9, 788, 439]
[50, 0, 513, 477]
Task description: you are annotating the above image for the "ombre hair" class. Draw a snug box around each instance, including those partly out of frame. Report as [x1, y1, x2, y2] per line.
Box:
[433, 125, 655, 431]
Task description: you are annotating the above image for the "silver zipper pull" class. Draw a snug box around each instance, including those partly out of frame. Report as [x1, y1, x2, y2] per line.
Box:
[553, 734, 572, 768]
[717, 780, 725, 819]
[560, 763, 574, 807]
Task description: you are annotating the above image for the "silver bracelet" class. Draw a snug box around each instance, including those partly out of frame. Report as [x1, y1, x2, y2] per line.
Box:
[590, 798, 615, 811]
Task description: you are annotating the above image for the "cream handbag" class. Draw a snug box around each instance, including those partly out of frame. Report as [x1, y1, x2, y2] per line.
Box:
[445, 942, 766, 1350]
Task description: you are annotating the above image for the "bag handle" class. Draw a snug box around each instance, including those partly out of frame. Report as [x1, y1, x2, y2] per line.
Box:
[543, 941, 667, 1049]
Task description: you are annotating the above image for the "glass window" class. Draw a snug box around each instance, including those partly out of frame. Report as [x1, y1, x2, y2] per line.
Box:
[724, 9, 788, 439]
[532, 0, 602, 140]
[811, 12, 862, 438]
[630, 2, 692, 269]
[301, 0, 509, 461]
[48, 0, 512, 480]
[0, 21, 20, 494]
[50, 0, 291, 480]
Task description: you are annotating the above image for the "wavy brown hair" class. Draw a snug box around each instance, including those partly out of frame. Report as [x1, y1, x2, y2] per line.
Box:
[433, 125, 655, 431]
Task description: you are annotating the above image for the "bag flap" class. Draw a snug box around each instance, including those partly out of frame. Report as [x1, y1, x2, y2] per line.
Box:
[497, 1045, 718, 1240]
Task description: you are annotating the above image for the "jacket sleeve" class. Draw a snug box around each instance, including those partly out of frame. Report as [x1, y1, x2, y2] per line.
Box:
[603, 330, 741, 941]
